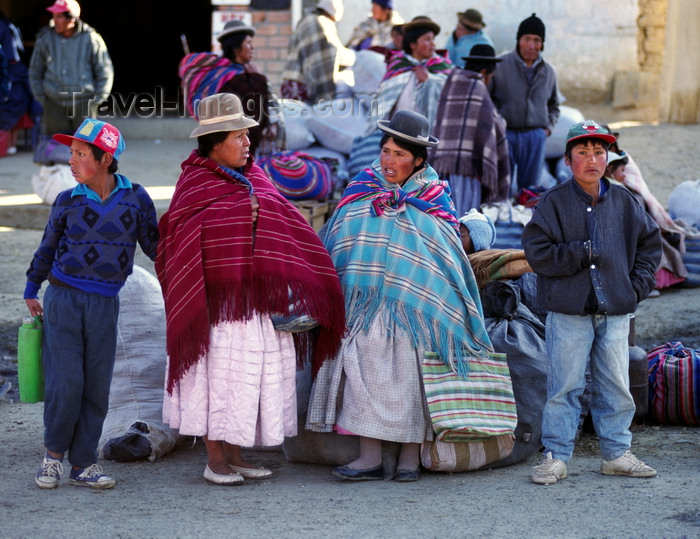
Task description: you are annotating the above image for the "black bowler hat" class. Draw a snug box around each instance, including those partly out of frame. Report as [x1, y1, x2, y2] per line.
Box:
[377, 110, 439, 147]
[461, 44, 502, 63]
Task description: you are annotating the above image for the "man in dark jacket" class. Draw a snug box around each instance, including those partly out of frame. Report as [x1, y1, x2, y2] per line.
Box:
[29, 0, 113, 136]
[522, 120, 661, 485]
[489, 13, 559, 195]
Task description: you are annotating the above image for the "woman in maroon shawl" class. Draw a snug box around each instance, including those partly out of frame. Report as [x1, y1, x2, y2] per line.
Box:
[156, 93, 345, 485]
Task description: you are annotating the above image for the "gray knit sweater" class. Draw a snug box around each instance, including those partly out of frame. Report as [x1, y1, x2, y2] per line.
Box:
[29, 20, 113, 107]
[489, 49, 560, 133]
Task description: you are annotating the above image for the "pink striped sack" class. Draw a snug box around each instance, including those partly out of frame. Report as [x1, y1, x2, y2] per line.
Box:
[259, 151, 333, 201]
[421, 351, 518, 442]
[648, 341, 700, 426]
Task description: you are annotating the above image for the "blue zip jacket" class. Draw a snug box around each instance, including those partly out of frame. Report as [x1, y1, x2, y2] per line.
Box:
[522, 177, 661, 315]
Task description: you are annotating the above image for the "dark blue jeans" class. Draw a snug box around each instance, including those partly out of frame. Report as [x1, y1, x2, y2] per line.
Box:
[42, 284, 119, 467]
[506, 128, 547, 193]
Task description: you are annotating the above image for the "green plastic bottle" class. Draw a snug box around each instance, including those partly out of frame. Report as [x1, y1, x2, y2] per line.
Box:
[17, 316, 44, 403]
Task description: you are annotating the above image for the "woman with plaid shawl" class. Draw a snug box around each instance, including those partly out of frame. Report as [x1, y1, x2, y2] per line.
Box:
[306, 111, 493, 482]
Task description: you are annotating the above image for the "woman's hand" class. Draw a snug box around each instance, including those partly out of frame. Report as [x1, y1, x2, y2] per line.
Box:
[26, 298, 43, 318]
[251, 194, 260, 223]
[244, 62, 261, 74]
[413, 65, 429, 83]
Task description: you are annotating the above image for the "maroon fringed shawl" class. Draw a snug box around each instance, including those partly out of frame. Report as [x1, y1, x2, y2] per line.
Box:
[156, 151, 345, 393]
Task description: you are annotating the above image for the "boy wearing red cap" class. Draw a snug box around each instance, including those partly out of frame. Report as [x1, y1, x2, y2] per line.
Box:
[29, 0, 113, 136]
[25, 119, 159, 489]
[522, 120, 661, 484]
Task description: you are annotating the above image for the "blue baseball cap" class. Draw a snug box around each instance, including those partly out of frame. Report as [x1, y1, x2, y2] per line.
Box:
[53, 119, 126, 160]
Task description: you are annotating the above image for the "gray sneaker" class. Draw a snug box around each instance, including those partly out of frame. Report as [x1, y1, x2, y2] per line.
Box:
[36, 455, 64, 489]
[69, 464, 116, 489]
[531, 451, 567, 485]
[600, 451, 657, 477]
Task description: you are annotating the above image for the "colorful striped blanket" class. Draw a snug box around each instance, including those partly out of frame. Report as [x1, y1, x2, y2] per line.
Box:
[178, 52, 244, 117]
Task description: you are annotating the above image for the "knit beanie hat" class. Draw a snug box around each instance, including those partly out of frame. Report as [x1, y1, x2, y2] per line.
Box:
[458, 209, 497, 251]
[517, 13, 545, 41]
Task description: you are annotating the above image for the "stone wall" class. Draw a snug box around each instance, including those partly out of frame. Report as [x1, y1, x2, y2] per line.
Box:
[637, 0, 667, 73]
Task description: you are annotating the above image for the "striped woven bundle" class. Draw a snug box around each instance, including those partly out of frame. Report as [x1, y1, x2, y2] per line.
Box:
[422, 351, 517, 442]
[259, 151, 333, 201]
[648, 341, 700, 426]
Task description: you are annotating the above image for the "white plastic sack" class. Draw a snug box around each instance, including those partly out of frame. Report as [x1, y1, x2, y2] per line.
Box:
[668, 179, 700, 227]
[351, 50, 386, 96]
[544, 105, 585, 159]
[279, 99, 315, 151]
[98, 266, 180, 462]
[302, 145, 349, 189]
[305, 97, 367, 155]
[31, 164, 77, 205]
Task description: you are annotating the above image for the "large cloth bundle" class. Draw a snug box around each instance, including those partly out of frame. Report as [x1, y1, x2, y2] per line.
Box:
[259, 150, 333, 200]
[648, 341, 700, 426]
[98, 266, 180, 461]
[305, 97, 367, 155]
[31, 164, 77, 205]
[481, 280, 549, 468]
[668, 179, 700, 228]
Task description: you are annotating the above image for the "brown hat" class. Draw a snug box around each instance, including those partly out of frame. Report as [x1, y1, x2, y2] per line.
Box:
[458, 8, 485, 30]
[402, 16, 441, 36]
[189, 93, 259, 138]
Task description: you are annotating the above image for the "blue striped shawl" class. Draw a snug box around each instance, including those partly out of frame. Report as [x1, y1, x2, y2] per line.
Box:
[324, 161, 493, 374]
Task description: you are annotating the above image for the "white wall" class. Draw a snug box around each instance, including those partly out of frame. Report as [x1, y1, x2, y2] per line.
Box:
[337, 0, 640, 100]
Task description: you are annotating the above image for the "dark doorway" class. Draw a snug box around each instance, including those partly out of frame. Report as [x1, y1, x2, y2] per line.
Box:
[11, 0, 213, 116]
[87, 0, 212, 115]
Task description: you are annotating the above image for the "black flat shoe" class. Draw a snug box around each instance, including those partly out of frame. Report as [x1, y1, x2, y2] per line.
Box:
[331, 464, 384, 481]
[394, 468, 420, 482]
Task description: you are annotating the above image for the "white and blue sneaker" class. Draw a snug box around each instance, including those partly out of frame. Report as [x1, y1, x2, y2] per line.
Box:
[69, 464, 116, 489]
[36, 454, 64, 489]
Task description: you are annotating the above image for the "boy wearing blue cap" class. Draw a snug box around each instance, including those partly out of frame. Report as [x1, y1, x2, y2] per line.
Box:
[522, 120, 661, 485]
[25, 119, 159, 489]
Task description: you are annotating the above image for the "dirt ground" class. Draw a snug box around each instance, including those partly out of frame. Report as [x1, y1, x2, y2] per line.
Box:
[0, 110, 699, 537]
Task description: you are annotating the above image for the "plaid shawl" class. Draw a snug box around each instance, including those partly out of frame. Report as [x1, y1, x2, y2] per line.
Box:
[362, 53, 450, 138]
[326, 160, 492, 375]
[429, 69, 511, 203]
[282, 12, 339, 102]
[156, 151, 345, 392]
[178, 52, 245, 117]
[382, 50, 452, 81]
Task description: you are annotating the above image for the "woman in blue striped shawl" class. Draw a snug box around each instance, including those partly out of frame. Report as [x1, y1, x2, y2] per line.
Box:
[306, 111, 493, 482]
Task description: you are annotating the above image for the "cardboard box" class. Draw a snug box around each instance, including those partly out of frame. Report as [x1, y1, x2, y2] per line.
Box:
[291, 200, 329, 231]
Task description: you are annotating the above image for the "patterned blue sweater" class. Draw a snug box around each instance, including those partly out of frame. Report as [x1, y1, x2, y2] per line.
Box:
[24, 176, 159, 298]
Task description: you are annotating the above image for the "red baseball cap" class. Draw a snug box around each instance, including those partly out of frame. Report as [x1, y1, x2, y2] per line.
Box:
[565, 120, 616, 145]
[53, 119, 125, 159]
[46, 0, 81, 18]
